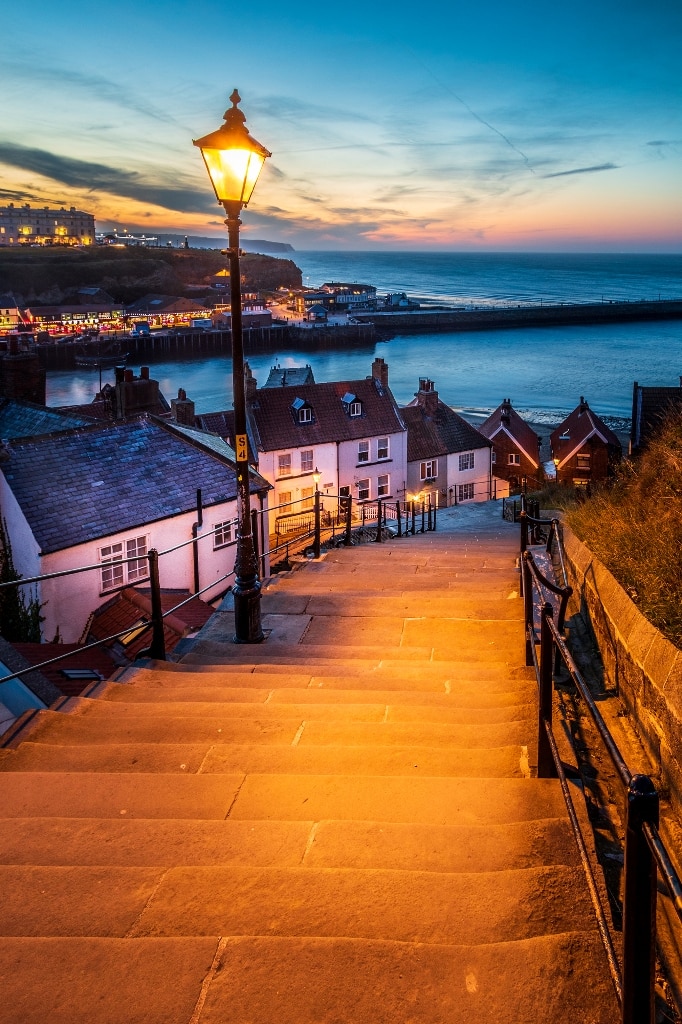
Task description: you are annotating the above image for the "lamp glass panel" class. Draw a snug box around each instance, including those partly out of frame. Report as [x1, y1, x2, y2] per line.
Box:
[201, 147, 265, 205]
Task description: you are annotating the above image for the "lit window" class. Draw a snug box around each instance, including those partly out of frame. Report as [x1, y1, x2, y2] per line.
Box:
[100, 535, 148, 592]
[358, 440, 369, 463]
[349, 401, 362, 417]
[377, 437, 389, 460]
[378, 474, 389, 496]
[420, 459, 437, 480]
[301, 486, 314, 509]
[278, 453, 292, 477]
[214, 520, 235, 549]
[301, 449, 314, 473]
[459, 451, 475, 471]
[508, 453, 521, 466]
[458, 483, 475, 502]
[357, 478, 370, 500]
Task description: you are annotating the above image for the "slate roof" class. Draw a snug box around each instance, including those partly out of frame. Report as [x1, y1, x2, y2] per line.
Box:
[1, 414, 267, 555]
[248, 377, 406, 452]
[550, 398, 621, 466]
[0, 398, 93, 439]
[0, 293, 19, 310]
[402, 401, 491, 462]
[195, 410, 234, 438]
[125, 294, 206, 314]
[631, 382, 682, 450]
[263, 364, 316, 388]
[479, 401, 542, 468]
[11, 643, 118, 698]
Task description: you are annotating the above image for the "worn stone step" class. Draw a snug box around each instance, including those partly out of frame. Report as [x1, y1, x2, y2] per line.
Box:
[261, 593, 523, 620]
[0, 772, 567, 825]
[0, 863, 595, 943]
[0, 932, 618, 1024]
[0, 817, 579, 872]
[1, 740, 535, 778]
[264, 578, 521, 598]
[179, 638, 524, 665]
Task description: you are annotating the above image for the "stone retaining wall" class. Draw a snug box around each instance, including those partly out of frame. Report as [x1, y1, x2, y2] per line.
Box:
[562, 524, 682, 818]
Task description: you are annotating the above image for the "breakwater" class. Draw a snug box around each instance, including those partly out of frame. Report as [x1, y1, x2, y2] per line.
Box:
[355, 298, 682, 334]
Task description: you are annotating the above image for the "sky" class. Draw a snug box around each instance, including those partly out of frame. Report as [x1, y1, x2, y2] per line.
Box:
[1, 0, 681, 251]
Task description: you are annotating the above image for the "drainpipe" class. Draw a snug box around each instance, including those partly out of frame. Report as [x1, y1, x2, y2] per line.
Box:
[192, 488, 203, 594]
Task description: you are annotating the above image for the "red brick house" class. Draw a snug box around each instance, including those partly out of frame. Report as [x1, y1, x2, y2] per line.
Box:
[550, 397, 621, 487]
[479, 399, 543, 491]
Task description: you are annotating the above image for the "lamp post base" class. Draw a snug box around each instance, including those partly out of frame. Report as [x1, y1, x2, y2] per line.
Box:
[232, 576, 265, 644]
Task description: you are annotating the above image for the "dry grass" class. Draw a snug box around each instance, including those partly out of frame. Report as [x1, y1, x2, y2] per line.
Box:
[565, 416, 682, 648]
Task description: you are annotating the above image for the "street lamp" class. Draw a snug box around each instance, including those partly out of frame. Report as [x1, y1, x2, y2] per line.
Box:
[553, 457, 560, 482]
[194, 90, 271, 643]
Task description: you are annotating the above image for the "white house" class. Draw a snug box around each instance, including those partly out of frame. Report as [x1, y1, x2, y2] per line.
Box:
[0, 415, 270, 642]
[402, 378, 493, 505]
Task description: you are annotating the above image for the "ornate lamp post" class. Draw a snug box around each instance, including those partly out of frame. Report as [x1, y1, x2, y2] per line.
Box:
[194, 90, 271, 642]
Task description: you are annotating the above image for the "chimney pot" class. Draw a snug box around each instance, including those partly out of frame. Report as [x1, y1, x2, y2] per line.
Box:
[140, 366, 150, 380]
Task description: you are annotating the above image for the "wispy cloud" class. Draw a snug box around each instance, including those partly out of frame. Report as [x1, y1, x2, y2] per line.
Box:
[0, 142, 213, 214]
[542, 163, 619, 179]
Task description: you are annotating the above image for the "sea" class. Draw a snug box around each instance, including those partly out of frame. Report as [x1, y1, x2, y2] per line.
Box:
[46, 252, 682, 438]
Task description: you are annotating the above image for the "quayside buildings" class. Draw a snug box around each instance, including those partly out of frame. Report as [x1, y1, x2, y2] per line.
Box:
[0, 204, 95, 246]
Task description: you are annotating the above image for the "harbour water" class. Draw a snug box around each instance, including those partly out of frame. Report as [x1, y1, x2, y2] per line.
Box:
[46, 252, 682, 433]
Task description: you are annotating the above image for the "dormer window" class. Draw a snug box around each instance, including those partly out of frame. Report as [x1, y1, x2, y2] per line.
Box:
[292, 397, 313, 423]
[342, 392, 362, 417]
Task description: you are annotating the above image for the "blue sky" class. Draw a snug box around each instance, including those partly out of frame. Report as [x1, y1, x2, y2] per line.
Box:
[1, 0, 680, 250]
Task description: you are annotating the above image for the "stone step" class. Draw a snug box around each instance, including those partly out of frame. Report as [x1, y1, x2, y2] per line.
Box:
[0, 816, 580, 872]
[0, 863, 596, 945]
[12, 709, 534, 749]
[1, 740, 535, 778]
[118, 660, 535, 683]
[179, 638, 523, 665]
[0, 932, 618, 1024]
[260, 593, 523, 619]
[264, 578, 521, 598]
[0, 772, 566, 824]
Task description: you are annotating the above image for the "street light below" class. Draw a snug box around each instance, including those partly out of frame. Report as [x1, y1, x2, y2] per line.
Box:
[194, 90, 271, 643]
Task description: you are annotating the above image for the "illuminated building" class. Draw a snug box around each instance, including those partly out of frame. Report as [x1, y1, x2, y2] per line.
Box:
[0, 204, 95, 246]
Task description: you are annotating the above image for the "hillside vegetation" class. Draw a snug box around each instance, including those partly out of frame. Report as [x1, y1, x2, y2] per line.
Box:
[0, 246, 302, 305]
[565, 416, 682, 648]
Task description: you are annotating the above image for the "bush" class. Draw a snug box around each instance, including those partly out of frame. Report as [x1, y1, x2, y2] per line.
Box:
[565, 415, 682, 648]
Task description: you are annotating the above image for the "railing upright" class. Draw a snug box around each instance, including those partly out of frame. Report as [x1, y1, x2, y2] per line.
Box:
[396, 500, 402, 538]
[622, 776, 659, 1024]
[522, 552, 533, 666]
[421, 499, 426, 533]
[313, 489, 321, 559]
[410, 500, 416, 535]
[147, 549, 166, 661]
[344, 497, 352, 546]
[375, 500, 383, 542]
[538, 602, 557, 778]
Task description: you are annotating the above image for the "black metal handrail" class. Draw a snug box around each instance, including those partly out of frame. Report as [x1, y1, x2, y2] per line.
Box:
[521, 526, 682, 1024]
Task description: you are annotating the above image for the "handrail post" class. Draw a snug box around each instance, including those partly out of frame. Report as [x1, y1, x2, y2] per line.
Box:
[375, 500, 382, 542]
[538, 602, 557, 778]
[344, 496, 352, 546]
[421, 499, 426, 533]
[147, 548, 166, 661]
[410, 500, 416, 536]
[396, 500, 402, 538]
[427, 494, 433, 531]
[519, 511, 528, 597]
[433, 495, 437, 531]
[523, 552, 533, 666]
[622, 775, 659, 1024]
[313, 488, 321, 559]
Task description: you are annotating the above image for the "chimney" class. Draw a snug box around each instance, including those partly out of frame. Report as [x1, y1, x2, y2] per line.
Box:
[501, 398, 512, 425]
[140, 366, 150, 380]
[244, 362, 257, 401]
[416, 378, 438, 417]
[579, 396, 589, 414]
[372, 357, 389, 388]
[171, 388, 196, 426]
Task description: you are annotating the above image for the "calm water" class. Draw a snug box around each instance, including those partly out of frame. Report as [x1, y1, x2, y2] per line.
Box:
[47, 252, 682, 429]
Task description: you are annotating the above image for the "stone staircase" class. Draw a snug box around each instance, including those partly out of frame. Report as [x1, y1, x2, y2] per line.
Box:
[0, 503, 618, 1024]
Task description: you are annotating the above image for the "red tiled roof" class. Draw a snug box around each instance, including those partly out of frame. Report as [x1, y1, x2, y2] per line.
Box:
[12, 643, 118, 697]
[87, 588, 214, 661]
[479, 402, 541, 468]
[402, 402, 490, 462]
[248, 377, 405, 452]
[550, 399, 621, 464]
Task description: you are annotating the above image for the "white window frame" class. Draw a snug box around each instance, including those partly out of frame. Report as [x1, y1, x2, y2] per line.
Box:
[278, 453, 292, 477]
[576, 453, 591, 469]
[278, 490, 292, 507]
[491, 450, 496, 464]
[99, 534, 148, 593]
[508, 453, 521, 466]
[301, 485, 314, 509]
[459, 451, 475, 471]
[377, 437, 389, 460]
[213, 520, 235, 549]
[301, 449, 314, 473]
[349, 401, 362, 417]
[458, 483, 475, 502]
[420, 459, 438, 481]
[377, 474, 390, 497]
[358, 440, 369, 463]
[298, 406, 312, 423]
[357, 478, 370, 500]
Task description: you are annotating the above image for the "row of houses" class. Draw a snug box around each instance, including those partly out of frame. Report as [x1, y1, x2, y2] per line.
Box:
[0, 352, 625, 652]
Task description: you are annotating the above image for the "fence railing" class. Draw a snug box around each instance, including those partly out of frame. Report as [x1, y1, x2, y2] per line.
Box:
[0, 491, 437, 688]
[518, 497, 682, 1024]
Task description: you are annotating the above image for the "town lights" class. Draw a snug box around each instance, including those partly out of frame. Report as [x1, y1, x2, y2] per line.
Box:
[194, 90, 271, 643]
